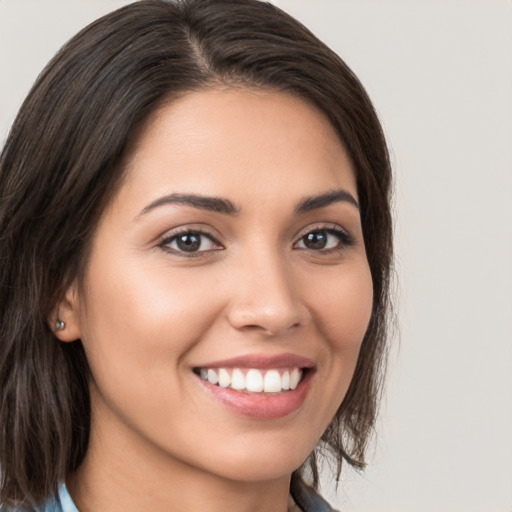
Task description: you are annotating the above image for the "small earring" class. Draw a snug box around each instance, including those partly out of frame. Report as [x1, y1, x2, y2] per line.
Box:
[55, 319, 66, 331]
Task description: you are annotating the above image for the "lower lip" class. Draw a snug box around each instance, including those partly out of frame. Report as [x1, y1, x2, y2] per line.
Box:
[197, 370, 313, 420]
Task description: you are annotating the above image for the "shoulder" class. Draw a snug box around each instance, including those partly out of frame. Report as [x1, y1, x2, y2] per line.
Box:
[2, 484, 78, 512]
[33, 494, 62, 512]
[292, 482, 340, 512]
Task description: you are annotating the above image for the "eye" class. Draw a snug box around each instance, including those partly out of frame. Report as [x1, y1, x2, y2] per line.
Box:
[295, 227, 353, 251]
[159, 230, 221, 254]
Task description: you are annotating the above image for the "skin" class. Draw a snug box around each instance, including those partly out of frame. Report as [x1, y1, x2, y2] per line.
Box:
[56, 88, 373, 512]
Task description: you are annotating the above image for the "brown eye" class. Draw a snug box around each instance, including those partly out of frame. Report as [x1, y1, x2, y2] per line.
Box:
[303, 231, 329, 250]
[175, 233, 201, 252]
[161, 230, 220, 254]
[295, 227, 354, 251]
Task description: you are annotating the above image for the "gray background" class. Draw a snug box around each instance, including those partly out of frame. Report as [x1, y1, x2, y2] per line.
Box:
[1, 1, 511, 511]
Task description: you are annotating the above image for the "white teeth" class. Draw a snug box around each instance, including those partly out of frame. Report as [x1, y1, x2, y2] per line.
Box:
[218, 368, 231, 388]
[246, 369, 264, 392]
[207, 369, 219, 385]
[198, 367, 304, 393]
[263, 369, 282, 393]
[231, 368, 245, 390]
[289, 368, 300, 390]
[281, 370, 290, 390]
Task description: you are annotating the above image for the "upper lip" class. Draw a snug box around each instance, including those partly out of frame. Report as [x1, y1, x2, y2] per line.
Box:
[194, 353, 315, 369]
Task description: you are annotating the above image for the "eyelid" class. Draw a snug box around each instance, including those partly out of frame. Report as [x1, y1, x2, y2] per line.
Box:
[294, 222, 351, 240]
[293, 223, 355, 249]
[157, 226, 224, 255]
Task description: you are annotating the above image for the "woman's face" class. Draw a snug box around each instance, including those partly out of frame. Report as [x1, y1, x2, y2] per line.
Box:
[64, 88, 373, 483]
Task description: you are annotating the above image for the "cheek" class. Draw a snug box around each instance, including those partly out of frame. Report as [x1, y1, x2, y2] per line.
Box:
[310, 260, 373, 352]
[77, 250, 225, 385]
[285, 259, 373, 444]
[305, 259, 373, 413]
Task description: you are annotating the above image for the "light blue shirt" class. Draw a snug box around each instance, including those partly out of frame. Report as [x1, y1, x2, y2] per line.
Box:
[34, 484, 78, 512]
[30, 482, 337, 512]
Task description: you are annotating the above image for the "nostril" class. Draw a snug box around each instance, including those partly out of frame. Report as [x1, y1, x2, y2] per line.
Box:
[236, 322, 301, 337]
[226, 301, 308, 336]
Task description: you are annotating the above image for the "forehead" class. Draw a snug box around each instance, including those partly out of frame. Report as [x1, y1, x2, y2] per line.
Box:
[117, 87, 357, 212]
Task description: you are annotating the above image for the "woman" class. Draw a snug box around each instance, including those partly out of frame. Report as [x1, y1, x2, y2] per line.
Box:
[0, 1, 392, 511]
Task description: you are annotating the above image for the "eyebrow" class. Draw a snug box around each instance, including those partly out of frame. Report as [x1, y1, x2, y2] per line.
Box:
[137, 188, 358, 220]
[295, 189, 359, 213]
[137, 193, 240, 218]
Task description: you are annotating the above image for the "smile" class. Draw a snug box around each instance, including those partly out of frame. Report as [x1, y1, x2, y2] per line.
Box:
[196, 367, 304, 394]
[193, 354, 314, 420]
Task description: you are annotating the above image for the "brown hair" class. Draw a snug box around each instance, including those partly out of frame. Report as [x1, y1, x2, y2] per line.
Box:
[0, 0, 392, 507]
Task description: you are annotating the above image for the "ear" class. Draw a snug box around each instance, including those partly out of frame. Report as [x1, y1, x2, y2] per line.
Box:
[50, 281, 83, 342]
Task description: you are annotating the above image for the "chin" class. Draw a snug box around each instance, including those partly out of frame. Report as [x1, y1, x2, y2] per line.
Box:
[212, 456, 305, 484]
[196, 434, 314, 484]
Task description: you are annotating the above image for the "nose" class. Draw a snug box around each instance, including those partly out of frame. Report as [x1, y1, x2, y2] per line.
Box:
[226, 250, 310, 336]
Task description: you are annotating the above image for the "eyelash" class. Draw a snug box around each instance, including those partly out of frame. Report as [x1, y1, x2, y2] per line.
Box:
[157, 225, 354, 256]
[158, 228, 222, 257]
[293, 225, 355, 253]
